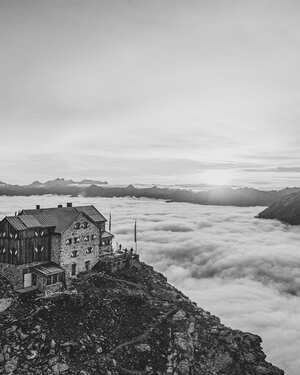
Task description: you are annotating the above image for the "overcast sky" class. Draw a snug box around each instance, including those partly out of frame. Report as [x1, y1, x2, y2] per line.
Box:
[1, 0, 300, 187]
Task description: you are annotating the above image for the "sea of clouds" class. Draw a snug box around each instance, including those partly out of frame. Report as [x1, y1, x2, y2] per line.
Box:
[1, 195, 300, 375]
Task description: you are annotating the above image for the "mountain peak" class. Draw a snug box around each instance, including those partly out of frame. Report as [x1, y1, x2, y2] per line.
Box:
[0, 261, 283, 375]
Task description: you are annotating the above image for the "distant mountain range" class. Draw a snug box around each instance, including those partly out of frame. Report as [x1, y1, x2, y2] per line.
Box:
[0, 178, 300, 207]
[84, 184, 300, 207]
[29, 178, 108, 187]
[0, 178, 107, 197]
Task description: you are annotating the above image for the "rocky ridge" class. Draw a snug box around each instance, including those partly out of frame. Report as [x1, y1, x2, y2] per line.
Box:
[258, 191, 300, 225]
[0, 261, 283, 375]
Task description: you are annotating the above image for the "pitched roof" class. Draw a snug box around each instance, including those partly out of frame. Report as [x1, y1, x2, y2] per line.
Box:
[18, 215, 43, 228]
[102, 231, 113, 239]
[5, 216, 27, 231]
[20, 207, 79, 233]
[5, 215, 52, 231]
[75, 206, 107, 223]
[32, 262, 64, 276]
[19, 205, 106, 233]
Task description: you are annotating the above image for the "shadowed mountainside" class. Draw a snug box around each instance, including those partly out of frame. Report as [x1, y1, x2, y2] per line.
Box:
[258, 191, 300, 225]
[84, 184, 294, 206]
[0, 261, 284, 375]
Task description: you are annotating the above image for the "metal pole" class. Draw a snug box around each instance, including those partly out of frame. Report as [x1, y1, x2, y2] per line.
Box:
[134, 219, 137, 254]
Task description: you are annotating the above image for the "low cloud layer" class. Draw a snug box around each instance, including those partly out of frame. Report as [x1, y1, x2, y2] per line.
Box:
[1, 195, 300, 374]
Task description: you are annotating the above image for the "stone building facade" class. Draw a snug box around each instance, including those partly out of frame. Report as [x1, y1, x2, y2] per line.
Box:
[0, 203, 113, 294]
[60, 213, 105, 281]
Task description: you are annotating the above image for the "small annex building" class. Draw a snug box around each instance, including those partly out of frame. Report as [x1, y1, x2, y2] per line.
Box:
[0, 203, 113, 295]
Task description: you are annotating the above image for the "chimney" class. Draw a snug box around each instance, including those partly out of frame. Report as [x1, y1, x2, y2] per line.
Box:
[66, 202, 72, 207]
[57, 204, 63, 208]
[36, 205, 40, 210]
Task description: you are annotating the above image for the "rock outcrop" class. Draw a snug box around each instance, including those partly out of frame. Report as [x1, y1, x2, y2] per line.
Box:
[258, 191, 300, 225]
[0, 262, 284, 375]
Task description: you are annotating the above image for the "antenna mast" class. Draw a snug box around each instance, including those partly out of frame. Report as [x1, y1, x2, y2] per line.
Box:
[134, 219, 137, 253]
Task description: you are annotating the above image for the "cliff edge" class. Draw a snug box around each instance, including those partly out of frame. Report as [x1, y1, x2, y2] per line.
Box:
[0, 262, 284, 375]
[258, 191, 300, 225]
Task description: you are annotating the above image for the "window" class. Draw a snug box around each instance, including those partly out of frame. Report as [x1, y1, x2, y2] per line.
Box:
[65, 238, 72, 245]
[74, 223, 80, 229]
[84, 235, 89, 242]
[82, 222, 88, 229]
[46, 274, 61, 285]
[86, 247, 92, 254]
[74, 237, 80, 244]
[71, 263, 76, 276]
[59, 273, 65, 282]
[91, 234, 96, 240]
[33, 247, 38, 261]
[85, 261, 91, 271]
[71, 250, 78, 258]
[32, 273, 37, 286]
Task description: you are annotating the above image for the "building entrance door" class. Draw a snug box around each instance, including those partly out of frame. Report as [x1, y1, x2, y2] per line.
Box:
[71, 263, 77, 276]
[24, 272, 32, 288]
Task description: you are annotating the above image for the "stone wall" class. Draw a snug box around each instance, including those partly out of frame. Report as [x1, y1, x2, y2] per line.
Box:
[0, 261, 48, 289]
[98, 253, 138, 273]
[60, 213, 101, 281]
[44, 282, 63, 296]
[0, 263, 22, 288]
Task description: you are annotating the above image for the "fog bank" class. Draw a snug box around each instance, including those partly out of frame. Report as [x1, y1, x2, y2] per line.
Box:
[1, 195, 299, 374]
